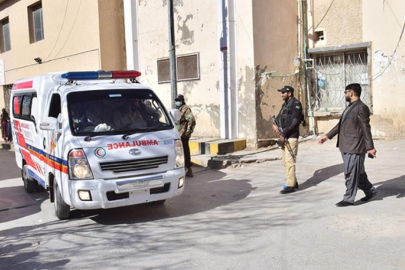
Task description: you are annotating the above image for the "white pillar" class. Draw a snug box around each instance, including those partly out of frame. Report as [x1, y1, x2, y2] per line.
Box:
[123, 0, 140, 72]
[217, 0, 238, 139]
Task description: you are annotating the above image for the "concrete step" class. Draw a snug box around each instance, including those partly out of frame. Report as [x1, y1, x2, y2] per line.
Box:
[189, 138, 246, 155]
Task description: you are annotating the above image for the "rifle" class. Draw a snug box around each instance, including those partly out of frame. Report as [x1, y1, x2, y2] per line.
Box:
[271, 115, 296, 163]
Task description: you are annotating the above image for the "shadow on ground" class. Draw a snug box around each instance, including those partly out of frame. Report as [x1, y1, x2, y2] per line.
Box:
[299, 163, 343, 190]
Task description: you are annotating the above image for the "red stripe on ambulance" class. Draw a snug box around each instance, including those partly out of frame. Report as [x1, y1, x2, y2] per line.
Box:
[13, 81, 33, 90]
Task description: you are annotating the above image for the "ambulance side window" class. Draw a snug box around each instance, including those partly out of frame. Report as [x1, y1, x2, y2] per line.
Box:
[21, 95, 32, 117]
[13, 96, 22, 117]
[48, 94, 61, 118]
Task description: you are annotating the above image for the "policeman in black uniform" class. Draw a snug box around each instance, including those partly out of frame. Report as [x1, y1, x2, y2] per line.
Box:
[272, 86, 303, 194]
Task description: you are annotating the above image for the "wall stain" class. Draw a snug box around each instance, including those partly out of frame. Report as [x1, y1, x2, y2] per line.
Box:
[177, 14, 194, 45]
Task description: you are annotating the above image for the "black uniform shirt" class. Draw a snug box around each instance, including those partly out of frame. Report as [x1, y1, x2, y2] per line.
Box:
[276, 97, 303, 139]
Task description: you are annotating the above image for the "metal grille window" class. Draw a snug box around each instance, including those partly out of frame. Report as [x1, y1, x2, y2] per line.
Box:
[310, 49, 371, 112]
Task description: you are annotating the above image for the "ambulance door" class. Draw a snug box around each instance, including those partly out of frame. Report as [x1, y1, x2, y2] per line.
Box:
[42, 93, 63, 180]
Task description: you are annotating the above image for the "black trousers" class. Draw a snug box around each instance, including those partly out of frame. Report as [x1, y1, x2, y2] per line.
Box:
[181, 137, 192, 168]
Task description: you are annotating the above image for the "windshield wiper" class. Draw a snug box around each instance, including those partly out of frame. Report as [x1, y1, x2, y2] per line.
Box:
[84, 134, 104, 142]
[121, 127, 157, 140]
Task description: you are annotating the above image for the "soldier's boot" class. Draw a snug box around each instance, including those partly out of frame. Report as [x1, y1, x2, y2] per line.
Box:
[186, 167, 194, 178]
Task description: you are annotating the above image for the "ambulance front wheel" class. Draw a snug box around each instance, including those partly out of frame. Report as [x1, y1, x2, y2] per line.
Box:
[22, 165, 36, 193]
[54, 182, 70, 220]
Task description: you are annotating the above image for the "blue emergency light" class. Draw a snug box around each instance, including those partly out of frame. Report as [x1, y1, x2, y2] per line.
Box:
[61, 70, 142, 80]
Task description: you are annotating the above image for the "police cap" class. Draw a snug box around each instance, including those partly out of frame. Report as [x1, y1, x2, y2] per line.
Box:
[278, 86, 294, 93]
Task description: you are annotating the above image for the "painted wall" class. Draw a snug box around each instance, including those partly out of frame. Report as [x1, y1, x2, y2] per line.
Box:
[0, 0, 126, 110]
[253, 0, 302, 145]
[312, 0, 362, 47]
[137, 0, 221, 138]
[235, 0, 256, 146]
[363, 0, 405, 138]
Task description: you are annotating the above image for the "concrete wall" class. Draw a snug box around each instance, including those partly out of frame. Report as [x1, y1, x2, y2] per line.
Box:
[235, 0, 256, 146]
[363, 0, 405, 138]
[137, 0, 221, 138]
[98, 0, 126, 71]
[312, 0, 362, 47]
[253, 0, 302, 144]
[0, 0, 126, 110]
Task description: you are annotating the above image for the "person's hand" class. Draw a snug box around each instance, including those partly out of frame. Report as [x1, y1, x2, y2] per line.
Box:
[367, 149, 377, 158]
[272, 125, 280, 135]
[279, 135, 285, 143]
[318, 135, 329, 145]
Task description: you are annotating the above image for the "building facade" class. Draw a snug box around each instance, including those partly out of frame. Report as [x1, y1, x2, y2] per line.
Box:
[0, 0, 126, 113]
[309, 0, 405, 138]
[132, 0, 307, 148]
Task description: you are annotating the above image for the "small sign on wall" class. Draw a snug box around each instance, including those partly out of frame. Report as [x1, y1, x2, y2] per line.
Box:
[0, 59, 5, 85]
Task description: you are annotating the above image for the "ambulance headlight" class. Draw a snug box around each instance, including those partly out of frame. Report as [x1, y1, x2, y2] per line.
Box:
[68, 150, 94, 180]
[175, 139, 184, 168]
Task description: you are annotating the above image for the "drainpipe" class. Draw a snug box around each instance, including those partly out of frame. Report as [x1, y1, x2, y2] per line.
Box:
[302, 0, 316, 135]
[217, 0, 238, 139]
[123, 0, 140, 72]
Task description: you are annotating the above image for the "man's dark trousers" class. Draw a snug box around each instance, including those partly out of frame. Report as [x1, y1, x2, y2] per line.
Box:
[181, 137, 192, 168]
[342, 153, 375, 203]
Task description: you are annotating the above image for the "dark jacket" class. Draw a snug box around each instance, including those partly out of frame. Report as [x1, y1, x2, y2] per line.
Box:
[276, 97, 303, 139]
[326, 100, 374, 154]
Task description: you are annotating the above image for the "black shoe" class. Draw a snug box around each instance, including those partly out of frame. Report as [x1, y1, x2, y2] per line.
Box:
[280, 186, 296, 194]
[360, 190, 378, 202]
[335, 200, 354, 207]
[185, 167, 194, 178]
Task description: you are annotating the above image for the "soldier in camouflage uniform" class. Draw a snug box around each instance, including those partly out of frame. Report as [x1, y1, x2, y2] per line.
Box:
[175, 94, 196, 177]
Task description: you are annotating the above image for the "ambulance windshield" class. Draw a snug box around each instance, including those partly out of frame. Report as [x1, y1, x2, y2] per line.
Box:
[67, 89, 173, 136]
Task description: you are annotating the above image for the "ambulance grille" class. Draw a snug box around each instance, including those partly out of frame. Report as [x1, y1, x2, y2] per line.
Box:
[99, 156, 169, 173]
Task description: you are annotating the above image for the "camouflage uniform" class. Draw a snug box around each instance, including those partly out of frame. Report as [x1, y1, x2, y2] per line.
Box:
[176, 104, 196, 138]
[176, 103, 196, 174]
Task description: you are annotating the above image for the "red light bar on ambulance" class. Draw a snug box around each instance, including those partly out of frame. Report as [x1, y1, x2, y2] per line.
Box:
[61, 70, 142, 80]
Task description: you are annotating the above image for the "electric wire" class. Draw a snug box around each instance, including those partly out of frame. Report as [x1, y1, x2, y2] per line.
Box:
[54, 0, 83, 58]
[44, 0, 70, 61]
[308, 0, 336, 31]
[372, 21, 405, 81]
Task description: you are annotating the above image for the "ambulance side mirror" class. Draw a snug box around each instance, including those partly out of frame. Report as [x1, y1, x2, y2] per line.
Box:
[40, 117, 58, 131]
[169, 109, 181, 123]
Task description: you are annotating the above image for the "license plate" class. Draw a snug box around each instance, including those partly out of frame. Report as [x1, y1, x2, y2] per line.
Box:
[116, 175, 163, 192]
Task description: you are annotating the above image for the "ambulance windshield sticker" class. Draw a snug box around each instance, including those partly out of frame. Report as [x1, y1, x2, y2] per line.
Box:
[109, 94, 122, 98]
[94, 147, 106, 159]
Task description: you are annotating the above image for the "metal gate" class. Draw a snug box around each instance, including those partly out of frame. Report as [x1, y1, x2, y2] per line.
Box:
[311, 51, 371, 112]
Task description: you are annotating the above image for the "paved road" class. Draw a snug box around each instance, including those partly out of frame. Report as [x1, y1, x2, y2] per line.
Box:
[0, 140, 404, 270]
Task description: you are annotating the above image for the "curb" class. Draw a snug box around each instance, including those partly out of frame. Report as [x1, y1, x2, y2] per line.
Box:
[189, 139, 247, 155]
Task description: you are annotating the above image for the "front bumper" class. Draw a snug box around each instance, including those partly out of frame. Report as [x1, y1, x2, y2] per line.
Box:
[68, 168, 185, 210]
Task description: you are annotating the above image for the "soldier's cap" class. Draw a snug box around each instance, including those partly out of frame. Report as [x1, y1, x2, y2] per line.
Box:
[175, 94, 185, 101]
[278, 86, 294, 93]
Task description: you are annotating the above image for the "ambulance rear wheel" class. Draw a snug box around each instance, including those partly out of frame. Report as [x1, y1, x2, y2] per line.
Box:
[22, 165, 36, 193]
[54, 182, 70, 220]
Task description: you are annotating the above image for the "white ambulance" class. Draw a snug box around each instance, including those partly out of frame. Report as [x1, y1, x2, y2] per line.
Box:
[10, 70, 185, 219]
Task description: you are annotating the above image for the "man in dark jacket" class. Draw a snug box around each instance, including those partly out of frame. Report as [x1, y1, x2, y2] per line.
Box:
[318, 83, 378, 207]
[272, 86, 303, 194]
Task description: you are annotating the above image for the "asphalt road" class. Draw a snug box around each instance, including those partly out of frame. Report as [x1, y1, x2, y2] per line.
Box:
[1, 140, 405, 270]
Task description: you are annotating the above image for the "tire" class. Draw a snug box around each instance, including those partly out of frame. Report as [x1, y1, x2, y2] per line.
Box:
[151, 199, 166, 205]
[54, 182, 70, 220]
[22, 165, 36, 193]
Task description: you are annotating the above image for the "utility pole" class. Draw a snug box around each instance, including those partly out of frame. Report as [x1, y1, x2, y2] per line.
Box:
[168, 0, 177, 109]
